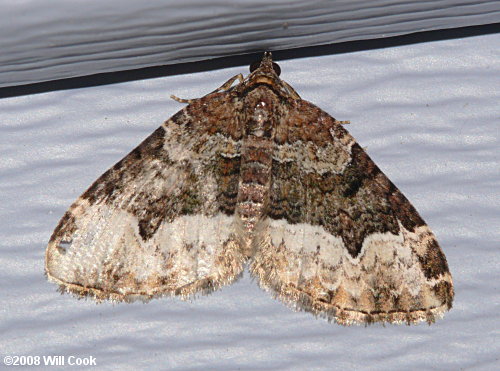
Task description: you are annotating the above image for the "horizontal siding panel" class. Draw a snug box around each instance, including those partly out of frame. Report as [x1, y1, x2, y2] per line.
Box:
[0, 0, 498, 88]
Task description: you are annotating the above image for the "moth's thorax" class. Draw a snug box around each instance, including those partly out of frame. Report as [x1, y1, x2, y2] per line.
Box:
[243, 86, 281, 139]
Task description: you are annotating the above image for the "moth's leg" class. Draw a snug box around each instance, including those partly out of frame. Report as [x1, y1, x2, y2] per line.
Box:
[213, 73, 244, 93]
[170, 95, 194, 104]
[282, 80, 301, 100]
[336, 119, 351, 125]
[171, 74, 244, 104]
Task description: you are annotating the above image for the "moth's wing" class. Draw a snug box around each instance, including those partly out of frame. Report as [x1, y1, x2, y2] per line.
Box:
[46, 93, 246, 301]
[251, 99, 454, 325]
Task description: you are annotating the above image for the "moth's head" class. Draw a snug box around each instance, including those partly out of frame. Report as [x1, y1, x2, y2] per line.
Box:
[245, 52, 300, 100]
[249, 51, 281, 77]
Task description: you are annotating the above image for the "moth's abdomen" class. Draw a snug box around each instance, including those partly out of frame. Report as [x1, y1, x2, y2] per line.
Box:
[236, 136, 273, 234]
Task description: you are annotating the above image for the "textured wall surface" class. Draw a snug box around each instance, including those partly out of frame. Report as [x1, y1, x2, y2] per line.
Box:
[0, 33, 499, 370]
[1, 0, 499, 87]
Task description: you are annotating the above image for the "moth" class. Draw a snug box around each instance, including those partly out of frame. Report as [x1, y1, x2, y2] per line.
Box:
[46, 52, 453, 325]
